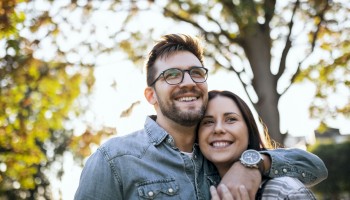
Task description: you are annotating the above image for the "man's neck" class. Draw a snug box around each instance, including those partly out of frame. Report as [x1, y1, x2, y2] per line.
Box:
[156, 116, 197, 152]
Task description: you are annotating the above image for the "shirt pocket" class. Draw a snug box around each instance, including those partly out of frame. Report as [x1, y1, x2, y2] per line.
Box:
[137, 178, 180, 199]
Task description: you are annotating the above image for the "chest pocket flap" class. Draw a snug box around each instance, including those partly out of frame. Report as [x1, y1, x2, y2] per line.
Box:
[137, 178, 179, 199]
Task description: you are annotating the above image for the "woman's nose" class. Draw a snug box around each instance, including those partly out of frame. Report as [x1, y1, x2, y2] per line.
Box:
[214, 122, 225, 134]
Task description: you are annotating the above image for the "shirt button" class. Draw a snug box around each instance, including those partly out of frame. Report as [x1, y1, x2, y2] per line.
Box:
[148, 191, 154, 197]
[283, 168, 287, 173]
[168, 188, 174, 193]
[274, 170, 279, 174]
[302, 172, 306, 177]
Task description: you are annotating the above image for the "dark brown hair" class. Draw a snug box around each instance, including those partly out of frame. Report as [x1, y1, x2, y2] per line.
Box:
[145, 34, 204, 86]
[207, 90, 274, 150]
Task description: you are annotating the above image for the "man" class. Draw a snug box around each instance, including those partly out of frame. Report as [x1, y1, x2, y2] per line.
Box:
[74, 34, 327, 200]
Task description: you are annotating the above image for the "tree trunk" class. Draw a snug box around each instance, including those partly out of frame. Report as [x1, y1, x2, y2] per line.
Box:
[240, 25, 284, 144]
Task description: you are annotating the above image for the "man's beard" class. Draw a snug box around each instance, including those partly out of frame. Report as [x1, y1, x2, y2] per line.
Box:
[158, 96, 206, 127]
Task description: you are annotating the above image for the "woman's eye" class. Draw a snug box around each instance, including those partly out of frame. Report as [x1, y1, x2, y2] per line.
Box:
[227, 117, 237, 123]
[202, 120, 214, 125]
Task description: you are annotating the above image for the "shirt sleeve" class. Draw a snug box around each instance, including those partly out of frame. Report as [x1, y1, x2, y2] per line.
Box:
[74, 148, 121, 200]
[260, 148, 328, 187]
[260, 177, 317, 199]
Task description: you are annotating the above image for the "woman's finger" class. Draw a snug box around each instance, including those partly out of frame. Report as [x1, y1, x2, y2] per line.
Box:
[210, 185, 221, 200]
[217, 184, 234, 200]
[239, 185, 250, 200]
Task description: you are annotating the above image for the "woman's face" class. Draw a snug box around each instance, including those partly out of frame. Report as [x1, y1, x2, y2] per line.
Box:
[198, 96, 249, 171]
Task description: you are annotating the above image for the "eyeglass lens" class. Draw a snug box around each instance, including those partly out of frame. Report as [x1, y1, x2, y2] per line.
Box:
[163, 67, 207, 84]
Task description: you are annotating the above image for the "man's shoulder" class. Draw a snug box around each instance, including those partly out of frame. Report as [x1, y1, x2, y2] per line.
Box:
[98, 129, 151, 158]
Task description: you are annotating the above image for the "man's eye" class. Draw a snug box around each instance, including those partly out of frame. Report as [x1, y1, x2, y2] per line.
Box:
[191, 69, 206, 77]
[164, 71, 180, 79]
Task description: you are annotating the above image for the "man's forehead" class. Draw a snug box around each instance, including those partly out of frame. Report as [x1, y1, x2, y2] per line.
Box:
[154, 51, 202, 70]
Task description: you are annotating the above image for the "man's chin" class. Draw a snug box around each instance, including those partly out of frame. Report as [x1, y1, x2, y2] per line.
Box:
[174, 112, 202, 126]
[176, 119, 200, 127]
[160, 104, 205, 126]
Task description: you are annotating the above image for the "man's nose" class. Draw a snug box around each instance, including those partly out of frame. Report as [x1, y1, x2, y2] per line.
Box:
[179, 72, 196, 87]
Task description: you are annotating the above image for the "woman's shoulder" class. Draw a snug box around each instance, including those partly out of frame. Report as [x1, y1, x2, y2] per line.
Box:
[259, 177, 316, 200]
[265, 176, 305, 188]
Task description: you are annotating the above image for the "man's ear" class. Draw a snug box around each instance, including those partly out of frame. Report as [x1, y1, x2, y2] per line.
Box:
[144, 87, 157, 105]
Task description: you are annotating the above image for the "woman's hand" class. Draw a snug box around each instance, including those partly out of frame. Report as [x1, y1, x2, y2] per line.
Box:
[210, 184, 250, 200]
[220, 162, 261, 199]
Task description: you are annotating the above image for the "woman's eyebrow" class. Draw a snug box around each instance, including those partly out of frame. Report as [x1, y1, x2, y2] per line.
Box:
[224, 112, 238, 116]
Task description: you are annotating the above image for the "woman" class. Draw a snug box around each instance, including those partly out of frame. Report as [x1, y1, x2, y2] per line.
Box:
[198, 90, 316, 200]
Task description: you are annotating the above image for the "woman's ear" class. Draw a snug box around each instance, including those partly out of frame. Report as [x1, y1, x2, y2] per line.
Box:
[144, 87, 157, 105]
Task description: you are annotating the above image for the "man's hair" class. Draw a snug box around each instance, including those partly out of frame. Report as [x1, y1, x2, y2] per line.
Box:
[145, 34, 204, 86]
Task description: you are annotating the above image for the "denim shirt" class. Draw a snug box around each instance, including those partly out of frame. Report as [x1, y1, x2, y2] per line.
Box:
[74, 116, 327, 200]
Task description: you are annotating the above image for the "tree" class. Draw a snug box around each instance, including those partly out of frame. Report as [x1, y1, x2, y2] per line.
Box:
[0, 1, 114, 199]
[116, 0, 350, 144]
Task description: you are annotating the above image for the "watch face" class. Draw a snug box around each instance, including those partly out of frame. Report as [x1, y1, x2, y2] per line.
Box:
[242, 150, 261, 165]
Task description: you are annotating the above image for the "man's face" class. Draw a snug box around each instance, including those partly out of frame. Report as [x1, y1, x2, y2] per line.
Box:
[152, 51, 208, 127]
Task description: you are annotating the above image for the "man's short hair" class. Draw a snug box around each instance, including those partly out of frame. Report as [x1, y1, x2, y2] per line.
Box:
[145, 34, 204, 86]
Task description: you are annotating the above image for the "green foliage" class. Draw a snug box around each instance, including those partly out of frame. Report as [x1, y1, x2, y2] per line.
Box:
[0, 0, 28, 39]
[0, 42, 91, 198]
[0, 1, 114, 199]
[298, 48, 350, 127]
[309, 141, 350, 199]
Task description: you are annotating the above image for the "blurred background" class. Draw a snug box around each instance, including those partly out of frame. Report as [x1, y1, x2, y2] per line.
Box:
[0, 0, 349, 199]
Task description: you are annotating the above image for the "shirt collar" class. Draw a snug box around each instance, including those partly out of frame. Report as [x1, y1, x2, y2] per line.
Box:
[144, 115, 169, 146]
[144, 115, 201, 154]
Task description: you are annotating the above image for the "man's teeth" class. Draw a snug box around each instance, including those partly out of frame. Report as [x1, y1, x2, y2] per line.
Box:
[178, 97, 197, 102]
[212, 142, 231, 147]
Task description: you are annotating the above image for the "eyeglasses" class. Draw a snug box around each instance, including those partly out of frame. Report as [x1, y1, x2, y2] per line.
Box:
[150, 67, 208, 86]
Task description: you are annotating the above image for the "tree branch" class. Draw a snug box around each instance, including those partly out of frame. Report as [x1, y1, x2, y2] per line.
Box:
[264, 0, 276, 26]
[281, 1, 330, 96]
[276, 0, 299, 81]
[163, 6, 242, 44]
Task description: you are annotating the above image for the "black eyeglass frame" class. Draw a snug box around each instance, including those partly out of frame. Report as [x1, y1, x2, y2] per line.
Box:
[150, 66, 209, 86]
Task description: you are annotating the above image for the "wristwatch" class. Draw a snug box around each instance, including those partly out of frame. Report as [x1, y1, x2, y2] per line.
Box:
[240, 149, 264, 173]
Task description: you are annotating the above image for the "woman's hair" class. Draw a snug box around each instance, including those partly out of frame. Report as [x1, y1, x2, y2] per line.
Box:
[207, 90, 274, 150]
[144, 34, 204, 86]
